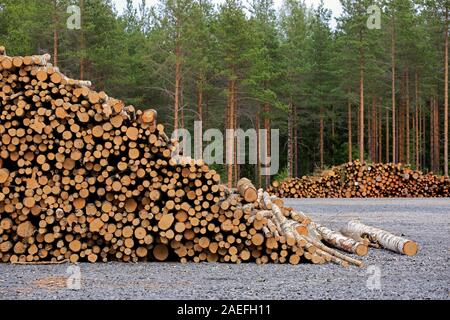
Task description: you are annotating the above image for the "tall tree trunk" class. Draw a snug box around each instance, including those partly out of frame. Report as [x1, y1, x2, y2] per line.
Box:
[422, 101, 426, 169]
[430, 97, 434, 172]
[357, 101, 360, 160]
[294, 104, 298, 177]
[227, 80, 233, 188]
[359, 30, 365, 163]
[79, 0, 85, 80]
[348, 96, 352, 162]
[375, 97, 378, 162]
[234, 82, 239, 182]
[386, 105, 390, 163]
[367, 100, 372, 161]
[197, 79, 203, 122]
[419, 100, 422, 168]
[403, 72, 407, 163]
[174, 25, 182, 132]
[415, 72, 420, 169]
[378, 99, 382, 163]
[256, 111, 261, 188]
[391, 12, 397, 163]
[372, 96, 377, 162]
[320, 107, 324, 169]
[53, 0, 58, 67]
[331, 105, 335, 140]
[180, 79, 185, 129]
[287, 100, 293, 177]
[406, 71, 410, 164]
[434, 96, 440, 173]
[444, 6, 449, 176]
[399, 72, 405, 164]
[204, 95, 209, 129]
[396, 105, 399, 163]
[412, 105, 415, 165]
[263, 102, 270, 187]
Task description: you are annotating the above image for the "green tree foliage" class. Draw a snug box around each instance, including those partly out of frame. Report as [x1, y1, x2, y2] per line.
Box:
[0, 0, 448, 179]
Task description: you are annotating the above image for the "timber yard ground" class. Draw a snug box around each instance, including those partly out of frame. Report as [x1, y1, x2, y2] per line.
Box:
[0, 198, 448, 300]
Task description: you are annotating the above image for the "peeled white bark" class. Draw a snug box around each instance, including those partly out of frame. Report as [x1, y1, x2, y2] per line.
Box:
[314, 223, 368, 256]
[346, 220, 418, 256]
[340, 226, 380, 248]
[315, 248, 349, 268]
[300, 234, 364, 267]
[247, 210, 273, 223]
[261, 191, 273, 210]
[290, 210, 311, 224]
[307, 223, 322, 241]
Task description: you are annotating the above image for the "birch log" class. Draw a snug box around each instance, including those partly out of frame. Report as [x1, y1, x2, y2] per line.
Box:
[313, 223, 368, 256]
[237, 178, 258, 203]
[345, 220, 418, 256]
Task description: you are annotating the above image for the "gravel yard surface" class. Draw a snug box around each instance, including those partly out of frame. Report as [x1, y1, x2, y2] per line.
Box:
[0, 198, 448, 300]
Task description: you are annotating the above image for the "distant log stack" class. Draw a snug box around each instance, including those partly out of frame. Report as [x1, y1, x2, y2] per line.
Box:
[268, 161, 450, 198]
[0, 47, 417, 265]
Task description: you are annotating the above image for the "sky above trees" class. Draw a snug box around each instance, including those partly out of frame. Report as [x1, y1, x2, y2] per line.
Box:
[113, 0, 343, 13]
[113, 0, 343, 27]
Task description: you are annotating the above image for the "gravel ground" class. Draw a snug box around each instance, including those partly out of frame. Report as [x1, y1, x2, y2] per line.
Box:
[0, 198, 448, 300]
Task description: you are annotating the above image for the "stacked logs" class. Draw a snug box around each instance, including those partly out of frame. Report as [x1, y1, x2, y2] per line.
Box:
[268, 160, 450, 198]
[0, 47, 415, 266]
[0, 47, 182, 263]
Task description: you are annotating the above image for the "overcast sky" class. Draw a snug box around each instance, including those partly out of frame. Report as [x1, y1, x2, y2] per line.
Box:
[112, 0, 343, 28]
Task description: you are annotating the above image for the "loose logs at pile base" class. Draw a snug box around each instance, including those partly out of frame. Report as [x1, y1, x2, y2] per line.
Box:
[268, 160, 450, 198]
[0, 47, 416, 266]
[341, 220, 418, 256]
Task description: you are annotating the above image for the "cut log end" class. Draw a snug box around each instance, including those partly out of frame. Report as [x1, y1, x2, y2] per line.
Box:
[355, 244, 368, 256]
[403, 241, 418, 256]
[153, 244, 169, 261]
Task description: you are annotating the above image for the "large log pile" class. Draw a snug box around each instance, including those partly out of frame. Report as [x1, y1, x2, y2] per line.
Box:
[0, 48, 417, 265]
[268, 161, 450, 198]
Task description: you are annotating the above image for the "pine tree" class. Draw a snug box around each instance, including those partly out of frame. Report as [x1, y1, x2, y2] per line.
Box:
[214, 0, 251, 187]
[307, 1, 334, 169]
[279, 0, 309, 175]
[247, 0, 279, 185]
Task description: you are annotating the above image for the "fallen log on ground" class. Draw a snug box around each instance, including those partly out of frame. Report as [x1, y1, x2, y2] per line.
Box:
[312, 223, 368, 256]
[343, 220, 418, 256]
